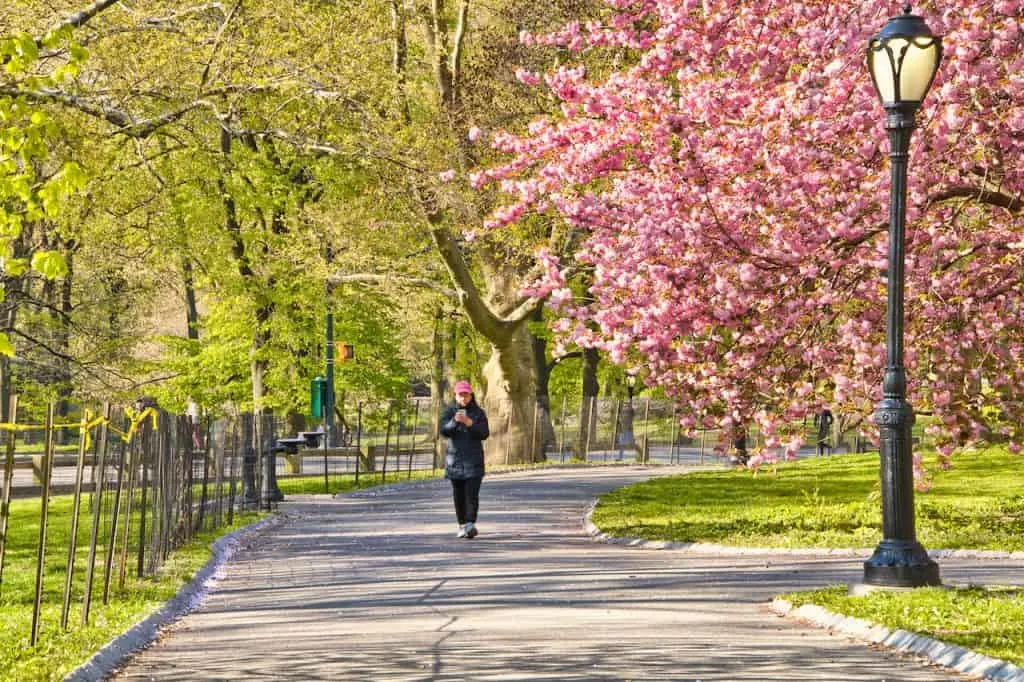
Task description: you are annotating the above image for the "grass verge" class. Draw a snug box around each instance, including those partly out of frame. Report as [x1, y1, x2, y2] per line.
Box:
[0, 494, 262, 682]
[591, 448, 1024, 550]
[782, 585, 1024, 668]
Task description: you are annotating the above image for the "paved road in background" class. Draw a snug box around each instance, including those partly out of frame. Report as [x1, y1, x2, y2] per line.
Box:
[111, 466, 1021, 681]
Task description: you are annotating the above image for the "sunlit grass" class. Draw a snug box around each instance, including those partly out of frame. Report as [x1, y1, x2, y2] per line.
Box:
[591, 447, 1024, 551]
[783, 585, 1024, 667]
[0, 491, 262, 681]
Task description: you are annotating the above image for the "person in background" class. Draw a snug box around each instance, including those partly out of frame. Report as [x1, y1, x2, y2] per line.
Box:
[814, 408, 834, 456]
[440, 380, 490, 539]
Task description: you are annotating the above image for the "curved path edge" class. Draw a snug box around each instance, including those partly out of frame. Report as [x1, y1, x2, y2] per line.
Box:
[770, 599, 1024, 682]
[63, 514, 286, 682]
[584, 501, 1024, 682]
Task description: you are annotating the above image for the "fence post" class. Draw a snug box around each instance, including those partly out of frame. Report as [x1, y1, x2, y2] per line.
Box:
[558, 396, 567, 463]
[0, 394, 18, 598]
[531, 402, 539, 463]
[31, 403, 57, 646]
[355, 402, 363, 486]
[642, 398, 651, 463]
[584, 396, 596, 461]
[504, 402, 513, 465]
[118, 434, 139, 588]
[408, 400, 420, 479]
[382, 401, 394, 482]
[669, 406, 677, 464]
[227, 417, 239, 526]
[81, 403, 112, 626]
[103, 412, 128, 604]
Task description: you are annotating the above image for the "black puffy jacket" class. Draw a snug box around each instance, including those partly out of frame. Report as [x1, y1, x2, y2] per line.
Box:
[439, 400, 489, 480]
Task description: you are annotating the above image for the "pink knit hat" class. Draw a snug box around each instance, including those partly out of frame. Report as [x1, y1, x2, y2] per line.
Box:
[454, 380, 473, 394]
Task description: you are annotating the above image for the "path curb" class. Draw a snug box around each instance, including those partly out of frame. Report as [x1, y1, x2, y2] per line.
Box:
[584, 502, 1024, 681]
[63, 513, 285, 682]
[770, 599, 1024, 682]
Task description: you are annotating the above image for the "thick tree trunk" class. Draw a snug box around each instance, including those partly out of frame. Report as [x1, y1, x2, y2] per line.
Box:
[481, 322, 539, 466]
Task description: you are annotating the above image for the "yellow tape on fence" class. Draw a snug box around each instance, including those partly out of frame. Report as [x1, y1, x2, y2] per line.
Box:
[0, 406, 159, 444]
[111, 407, 159, 443]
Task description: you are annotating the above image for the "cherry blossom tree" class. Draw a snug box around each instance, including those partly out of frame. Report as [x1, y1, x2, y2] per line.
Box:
[474, 0, 1024, 471]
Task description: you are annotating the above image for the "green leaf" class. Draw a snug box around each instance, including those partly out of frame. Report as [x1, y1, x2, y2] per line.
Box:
[16, 34, 38, 63]
[3, 258, 28, 276]
[31, 251, 68, 279]
[69, 43, 89, 63]
[60, 162, 88, 191]
[0, 332, 14, 357]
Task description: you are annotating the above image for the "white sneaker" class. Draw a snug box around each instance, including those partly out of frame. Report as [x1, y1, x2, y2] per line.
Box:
[464, 522, 478, 539]
[456, 525, 468, 538]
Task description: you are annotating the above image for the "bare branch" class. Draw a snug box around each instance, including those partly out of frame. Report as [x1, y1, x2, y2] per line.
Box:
[450, 0, 469, 103]
[54, 0, 124, 32]
[502, 294, 546, 325]
[197, 0, 241, 94]
[0, 85, 220, 137]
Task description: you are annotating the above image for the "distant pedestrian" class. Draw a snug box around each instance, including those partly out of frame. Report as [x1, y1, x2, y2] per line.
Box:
[814, 408, 834, 456]
[730, 430, 749, 466]
[440, 380, 490, 539]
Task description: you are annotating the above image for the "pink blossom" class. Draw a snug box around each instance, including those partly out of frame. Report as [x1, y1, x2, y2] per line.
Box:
[476, 0, 1024, 481]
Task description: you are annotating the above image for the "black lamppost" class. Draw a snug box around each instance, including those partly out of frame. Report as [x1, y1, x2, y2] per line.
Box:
[862, 4, 943, 589]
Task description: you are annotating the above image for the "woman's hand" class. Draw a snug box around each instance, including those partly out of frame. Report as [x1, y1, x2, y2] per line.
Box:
[454, 412, 473, 427]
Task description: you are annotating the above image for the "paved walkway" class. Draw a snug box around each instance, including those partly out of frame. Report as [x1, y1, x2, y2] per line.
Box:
[109, 466, 1023, 680]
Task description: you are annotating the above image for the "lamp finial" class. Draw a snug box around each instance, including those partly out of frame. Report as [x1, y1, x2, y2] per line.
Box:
[903, 3, 913, 13]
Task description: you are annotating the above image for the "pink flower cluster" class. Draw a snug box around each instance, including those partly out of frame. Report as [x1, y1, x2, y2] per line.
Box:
[478, 0, 1024, 475]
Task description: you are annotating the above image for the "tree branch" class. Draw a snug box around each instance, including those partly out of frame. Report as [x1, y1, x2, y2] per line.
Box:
[2, 0, 124, 66]
[450, 0, 469, 104]
[547, 350, 581, 373]
[0, 85, 220, 137]
[197, 0, 241, 94]
[929, 184, 1023, 213]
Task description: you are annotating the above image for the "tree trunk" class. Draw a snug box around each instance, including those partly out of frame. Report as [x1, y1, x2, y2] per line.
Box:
[480, 322, 539, 466]
[531, 308, 556, 454]
[53, 248, 75, 445]
[431, 306, 446, 467]
[575, 347, 600, 458]
[183, 258, 200, 341]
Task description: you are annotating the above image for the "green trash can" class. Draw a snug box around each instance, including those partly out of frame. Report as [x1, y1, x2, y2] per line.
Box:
[310, 376, 328, 419]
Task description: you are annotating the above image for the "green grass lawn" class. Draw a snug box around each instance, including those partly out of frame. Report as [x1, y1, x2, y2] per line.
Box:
[277, 467, 441, 495]
[782, 585, 1024, 668]
[592, 446, 1024, 669]
[0, 493, 262, 681]
[591, 448, 1024, 551]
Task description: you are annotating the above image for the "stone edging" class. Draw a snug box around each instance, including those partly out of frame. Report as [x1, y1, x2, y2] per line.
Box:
[770, 599, 1024, 682]
[63, 513, 286, 682]
[584, 502, 1024, 682]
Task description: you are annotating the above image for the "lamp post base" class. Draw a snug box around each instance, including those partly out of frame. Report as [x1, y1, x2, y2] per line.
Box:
[863, 539, 940, 588]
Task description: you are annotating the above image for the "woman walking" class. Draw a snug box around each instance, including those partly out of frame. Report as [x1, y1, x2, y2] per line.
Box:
[440, 380, 489, 538]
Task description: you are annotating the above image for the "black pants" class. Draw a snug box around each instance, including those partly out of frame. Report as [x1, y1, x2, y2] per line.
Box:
[451, 476, 483, 525]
